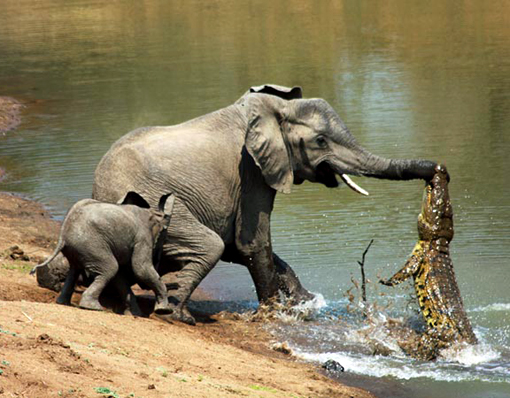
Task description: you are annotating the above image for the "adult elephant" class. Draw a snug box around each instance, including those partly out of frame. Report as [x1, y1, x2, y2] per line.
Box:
[92, 84, 437, 325]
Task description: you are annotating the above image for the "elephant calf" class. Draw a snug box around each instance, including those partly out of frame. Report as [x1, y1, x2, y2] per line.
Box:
[31, 192, 175, 316]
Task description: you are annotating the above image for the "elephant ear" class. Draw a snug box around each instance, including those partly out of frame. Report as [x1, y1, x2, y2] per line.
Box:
[152, 194, 175, 268]
[245, 95, 294, 194]
[158, 193, 175, 229]
[249, 84, 303, 100]
[158, 193, 175, 216]
[236, 84, 303, 104]
[118, 191, 151, 208]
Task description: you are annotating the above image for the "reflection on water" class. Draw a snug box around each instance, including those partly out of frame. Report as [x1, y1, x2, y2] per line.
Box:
[1, 1, 509, 396]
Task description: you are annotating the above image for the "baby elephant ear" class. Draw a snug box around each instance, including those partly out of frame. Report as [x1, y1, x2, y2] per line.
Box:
[118, 191, 150, 208]
[158, 193, 175, 216]
[245, 96, 294, 194]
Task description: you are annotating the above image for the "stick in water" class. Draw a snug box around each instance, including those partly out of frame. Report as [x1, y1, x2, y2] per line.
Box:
[357, 239, 374, 303]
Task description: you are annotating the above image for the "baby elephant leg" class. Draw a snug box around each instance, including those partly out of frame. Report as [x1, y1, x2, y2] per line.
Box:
[110, 273, 143, 316]
[131, 246, 172, 315]
[79, 255, 119, 311]
[56, 266, 80, 305]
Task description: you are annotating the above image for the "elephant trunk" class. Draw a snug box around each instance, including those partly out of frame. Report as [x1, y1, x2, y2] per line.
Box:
[360, 151, 438, 181]
[327, 145, 438, 189]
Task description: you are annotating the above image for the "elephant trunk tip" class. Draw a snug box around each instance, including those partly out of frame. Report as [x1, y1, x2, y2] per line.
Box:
[381, 159, 439, 182]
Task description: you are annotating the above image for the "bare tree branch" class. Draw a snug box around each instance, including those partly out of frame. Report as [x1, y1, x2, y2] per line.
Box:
[357, 239, 374, 303]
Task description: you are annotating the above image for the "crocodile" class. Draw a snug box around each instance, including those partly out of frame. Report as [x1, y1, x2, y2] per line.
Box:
[380, 164, 477, 360]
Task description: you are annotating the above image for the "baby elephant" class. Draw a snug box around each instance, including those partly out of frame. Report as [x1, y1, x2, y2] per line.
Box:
[31, 192, 175, 315]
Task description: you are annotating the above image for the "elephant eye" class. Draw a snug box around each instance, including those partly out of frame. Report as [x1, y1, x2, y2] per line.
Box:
[315, 135, 328, 148]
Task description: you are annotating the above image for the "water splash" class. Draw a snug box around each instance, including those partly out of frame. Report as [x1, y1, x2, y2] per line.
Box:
[471, 303, 510, 313]
[439, 342, 500, 366]
[294, 348, 510, 383]
[266, 297, 510, 385]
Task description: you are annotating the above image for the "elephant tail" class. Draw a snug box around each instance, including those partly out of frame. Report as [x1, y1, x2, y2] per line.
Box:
[29, 232, 66, 276]
[29, 200, 83, 276]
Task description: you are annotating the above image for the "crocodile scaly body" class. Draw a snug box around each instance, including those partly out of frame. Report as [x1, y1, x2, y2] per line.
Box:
[381, 165, 477, 359]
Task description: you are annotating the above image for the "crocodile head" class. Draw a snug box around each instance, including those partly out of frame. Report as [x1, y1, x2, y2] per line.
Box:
[417, 164, 453, 242]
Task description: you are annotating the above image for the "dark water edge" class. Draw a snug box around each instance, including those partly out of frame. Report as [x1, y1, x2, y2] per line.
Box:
[324, 371, 413, 398]
[326, 371, 510, 398]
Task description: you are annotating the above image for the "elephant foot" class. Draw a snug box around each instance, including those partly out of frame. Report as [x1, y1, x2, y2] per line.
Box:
[154, 303, 174, 315]
[156, 306, 195, 325]
[287, 288, 315, 305]
[79, 303, 104, 311]
[124, 295, 144, 317]
[78, 297, 104, 311]
[55, 296, 72, 306]
[274, 254, 315, 304]
[123, 304, 144, 317]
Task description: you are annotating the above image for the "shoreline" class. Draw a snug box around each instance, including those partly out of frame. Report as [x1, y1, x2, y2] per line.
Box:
[0, 191, 375, 397]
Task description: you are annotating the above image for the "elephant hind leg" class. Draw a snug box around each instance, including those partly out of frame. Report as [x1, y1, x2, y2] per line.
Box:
[79, 256, 119, 311]
[159, 202, 225, 325]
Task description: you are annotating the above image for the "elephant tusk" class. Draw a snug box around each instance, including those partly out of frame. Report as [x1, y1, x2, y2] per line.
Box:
[340, 174, 369, 196]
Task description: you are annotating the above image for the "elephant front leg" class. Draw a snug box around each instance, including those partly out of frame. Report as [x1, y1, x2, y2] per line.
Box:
[110, 273, 143, 316]
[273, 254, 314, 303]
[242, 246, 280, 303]
[235, 187, 302, 305]
[130, 245, 173, 316]
[243, 251, 313, 305]
[223, 246, 313, 304]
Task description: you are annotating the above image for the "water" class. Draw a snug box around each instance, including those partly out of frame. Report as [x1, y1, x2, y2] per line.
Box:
[1, 1, 509, 396]
[270, 297, 510, 397]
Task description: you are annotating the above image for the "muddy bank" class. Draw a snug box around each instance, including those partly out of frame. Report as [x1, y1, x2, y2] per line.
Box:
[0, 96, 24, 133]
[0, 192, 374, 397]
[0, 192, 61, 262]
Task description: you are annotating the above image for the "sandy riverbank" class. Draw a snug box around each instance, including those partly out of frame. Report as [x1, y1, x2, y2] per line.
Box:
[0, 192, 374, 397]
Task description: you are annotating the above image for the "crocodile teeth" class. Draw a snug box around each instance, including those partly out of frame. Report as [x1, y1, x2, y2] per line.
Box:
[340, 174, 369, 196]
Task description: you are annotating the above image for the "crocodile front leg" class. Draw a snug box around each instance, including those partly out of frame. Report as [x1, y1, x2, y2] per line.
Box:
[380, 241, 425, 286]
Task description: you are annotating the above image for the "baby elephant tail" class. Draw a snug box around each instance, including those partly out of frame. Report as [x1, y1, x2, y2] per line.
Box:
[29, 237, 65, 275]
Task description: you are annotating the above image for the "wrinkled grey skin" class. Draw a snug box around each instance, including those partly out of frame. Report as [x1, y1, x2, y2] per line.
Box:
[31, 192, 175, 316]
[92, 84, 437, 325]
